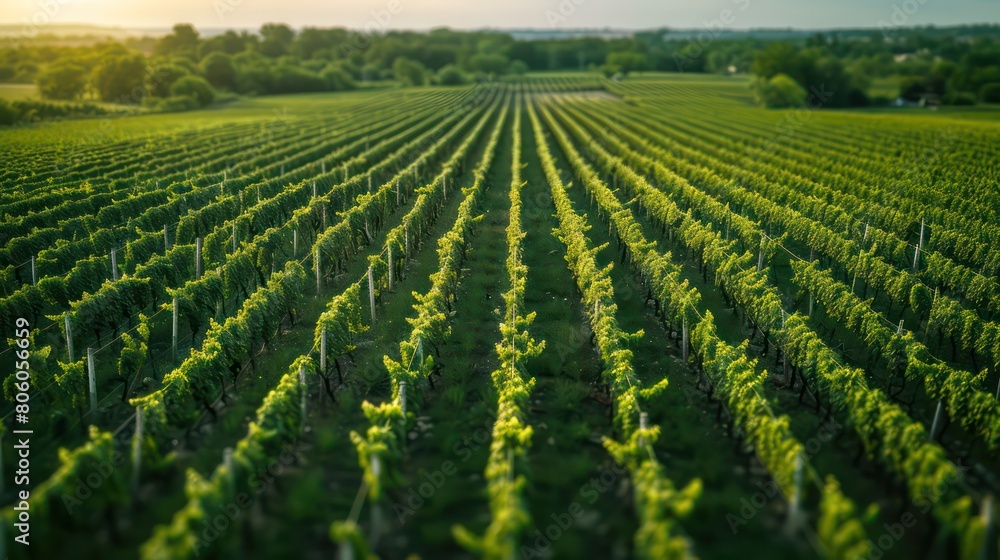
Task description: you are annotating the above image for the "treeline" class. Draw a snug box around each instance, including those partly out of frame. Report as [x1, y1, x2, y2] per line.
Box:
[0, 97, 111, 126]
[0, 23, 997, 111]
[744, 31, 1000, 108]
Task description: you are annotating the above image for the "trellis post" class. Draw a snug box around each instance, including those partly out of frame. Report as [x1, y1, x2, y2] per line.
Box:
[913, 217, 925, 270]
[172, 297, 179, 364]
[132, 406, 143, 493]
[368, 266, 376, 325]
[65, 312, 74, 362]
[195, 237, 203, 279]
[315, 246, 322, 295]
[87, 347, 97, 416]
[388, 244, 394, 291]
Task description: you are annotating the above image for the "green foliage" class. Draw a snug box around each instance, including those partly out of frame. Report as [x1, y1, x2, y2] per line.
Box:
[603, 51, 650, 76]
[752, 73, 807, 108]
[146, 63, 189, 97]
[468, 53, 509, 76]
[169, 75, 215, 107]
[436, 64, 466, 85]
[981, 82, 1000, 103]
[36, 62, 88, 100]
[91, 52, 147, 103]
[199, 52, 236, 90]
[393, 57, 427, 86]
[0, 98, 15, 125]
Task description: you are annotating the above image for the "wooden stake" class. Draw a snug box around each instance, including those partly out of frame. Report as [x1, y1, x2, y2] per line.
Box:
[682, 317, 689, 363]
[164, 224, 170, 252]
[232, 222, 238, 253]
[929, 400, 945, 441]
[405, 226, 410, 259]
[913, 217, 925, 271]
[299, 363, 307, 428]
[65, 312, 74, 362]
[313, 181, 317, 199]
[315, 246, 322, 295]
[388, 245, 394, 292]
[756, 235, 765, 272]
[981, 495, 997, 560]
[785, 454, 804, 536]
[30, 255, 36, 286]
[224, 447, 234, 496]
[368, 266, 376, 325]
[111, 248, 118, 280]
[320, 327, 327, 376]
[897, 320, 904, 335]
[399, 381, 407, 417]
[195, 238, 203, 279]
[293, 229, 298, 257]
[87, 347, 97, 416]
[638, 411, 648, 447]
[339, 541, 354, 560]
[132, 406, 143, 493]
[172, 297, 179, 364]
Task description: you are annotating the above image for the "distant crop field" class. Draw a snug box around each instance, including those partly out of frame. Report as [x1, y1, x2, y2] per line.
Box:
[0, 83, 39, 101]
[1, 74, 998, 560]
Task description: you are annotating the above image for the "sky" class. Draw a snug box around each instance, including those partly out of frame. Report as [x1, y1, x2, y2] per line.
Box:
[0, 0, 997, 31]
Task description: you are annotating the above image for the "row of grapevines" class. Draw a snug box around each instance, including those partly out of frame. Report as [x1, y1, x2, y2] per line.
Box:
[530, 97, 700, 560]
[544, 95, 988, 558]
[557, 96, 1000, 444]
[791, 260, 1000, 449]
[332, 90, 509, 557]
[453, 94, 544, 558]
[535, 95, 874, 559]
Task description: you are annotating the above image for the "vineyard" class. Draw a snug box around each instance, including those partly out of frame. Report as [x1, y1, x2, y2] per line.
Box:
[1, 74, 999, 560]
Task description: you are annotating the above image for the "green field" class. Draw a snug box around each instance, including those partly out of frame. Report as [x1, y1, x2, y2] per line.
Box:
[0, 84, 39, 101]
[0, 74, 999, 560]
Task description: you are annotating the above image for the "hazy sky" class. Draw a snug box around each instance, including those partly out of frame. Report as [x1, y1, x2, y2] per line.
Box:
[1, 0, 997, 30]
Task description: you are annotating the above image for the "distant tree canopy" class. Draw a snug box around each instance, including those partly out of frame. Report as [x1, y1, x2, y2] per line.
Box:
[91, 53, 147, 103]
[752, 73, 806, 108]
[750, 42, 870, 107]
[0, 22, 996, 109]
[36, 63, 87, 100]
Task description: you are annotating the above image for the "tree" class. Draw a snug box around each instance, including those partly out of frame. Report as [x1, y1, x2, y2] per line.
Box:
[981, 83, 1000, 103]
[146, 63, 189, 97]
[200, 52, 236, 90]
[508, 60, 528, 76]
[36, 63, 87, 100]
[393, 57, 426, 87]
[260, 23, 295, 57]
[436, 64, 465, 85]
[155, 24, 200, 59]
[603, 51, 650, 76]
[170, 75, 215, 107]
[321, 64, 356, 91]
[198, 30, 248, 58]
[468, 53, 509, 76]
[752, 73, 806, 108]
[91, 53, 147, 104]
